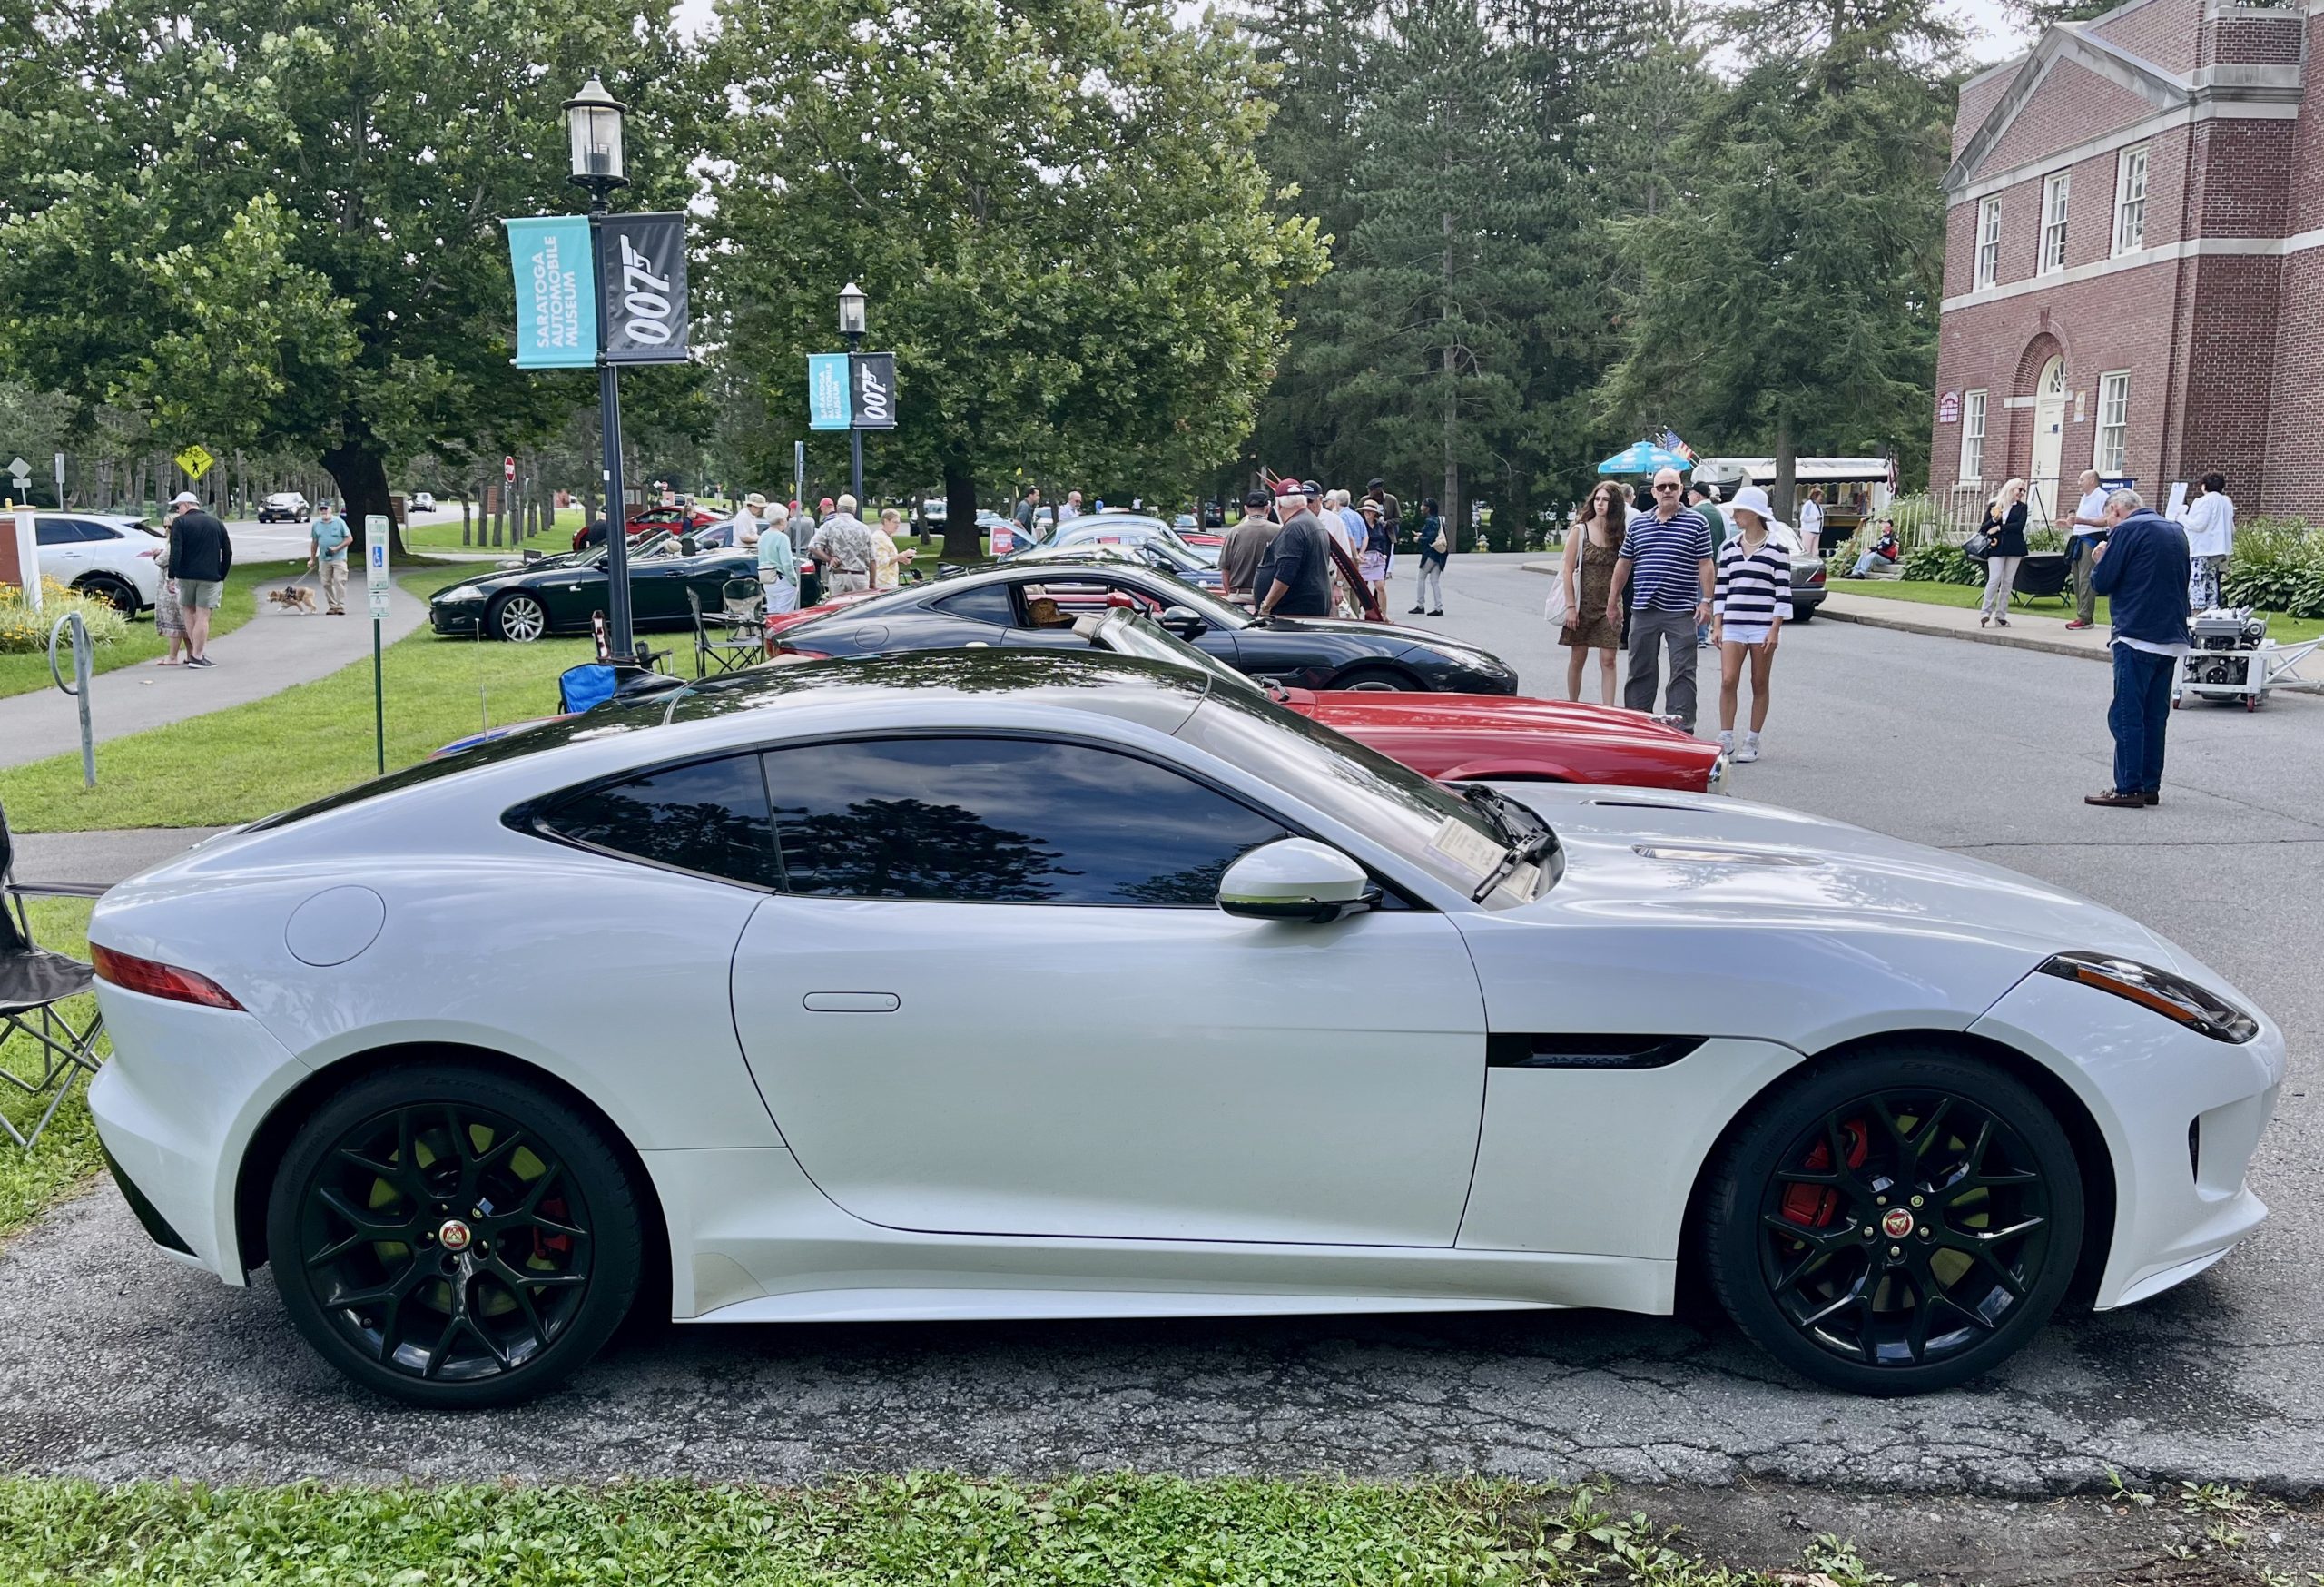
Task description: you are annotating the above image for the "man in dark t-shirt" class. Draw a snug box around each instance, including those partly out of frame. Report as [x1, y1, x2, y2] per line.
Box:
[1257, 484, 1334, 619]
[164, 491, 233, 668]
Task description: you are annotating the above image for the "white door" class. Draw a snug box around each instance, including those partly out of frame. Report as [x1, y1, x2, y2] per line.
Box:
[729, 734, 1490, 1247]
[2028, 357, 2067, 527]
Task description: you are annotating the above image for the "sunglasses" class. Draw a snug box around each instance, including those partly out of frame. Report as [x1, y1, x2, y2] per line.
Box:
[1653, 483, 1682, 492]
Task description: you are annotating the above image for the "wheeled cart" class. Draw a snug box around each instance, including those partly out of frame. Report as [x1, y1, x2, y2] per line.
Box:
[2172, 609, 2324, 710]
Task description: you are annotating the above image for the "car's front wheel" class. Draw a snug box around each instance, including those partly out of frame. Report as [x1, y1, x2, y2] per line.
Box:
[74, 574, 140, 615]
[266, 1063, 644, 1408]
[1704, 1047, 2083, 1395]
[492, 593, 549, 643]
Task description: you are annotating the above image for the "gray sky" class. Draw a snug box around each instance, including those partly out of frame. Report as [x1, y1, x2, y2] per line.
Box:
[669, 1, 2029, 82]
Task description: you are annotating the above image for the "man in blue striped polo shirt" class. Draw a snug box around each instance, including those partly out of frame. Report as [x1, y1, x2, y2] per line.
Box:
[1606, 467, 1715, 733]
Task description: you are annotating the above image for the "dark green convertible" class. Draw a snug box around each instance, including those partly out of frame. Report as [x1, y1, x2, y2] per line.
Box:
[427, 544, 761, 642]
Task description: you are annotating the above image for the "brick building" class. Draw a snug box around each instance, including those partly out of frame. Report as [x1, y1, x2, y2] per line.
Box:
[1931, 0, 2322, 528]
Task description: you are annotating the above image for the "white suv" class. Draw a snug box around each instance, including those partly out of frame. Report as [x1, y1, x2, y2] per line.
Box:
[34, 515, 167, 614]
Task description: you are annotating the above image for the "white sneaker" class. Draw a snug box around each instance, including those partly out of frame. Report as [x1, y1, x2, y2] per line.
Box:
[1737, 734, 1761, 764]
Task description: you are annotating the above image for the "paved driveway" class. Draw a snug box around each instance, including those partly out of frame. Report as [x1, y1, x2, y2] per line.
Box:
[5, 554, 2319, 1493]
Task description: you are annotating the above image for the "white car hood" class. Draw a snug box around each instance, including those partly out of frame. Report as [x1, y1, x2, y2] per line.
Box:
[1492, 784, 2184, 970]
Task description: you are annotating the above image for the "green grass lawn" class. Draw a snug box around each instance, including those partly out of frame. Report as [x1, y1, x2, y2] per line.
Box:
[401, 506, 589, 552]
[3, 568, 597, 833]
[1829, 578, 2324, 644]
[0, 562, 287, 702]
[0, 898, 104, 1241]
[0, 1472, 1889, 1585]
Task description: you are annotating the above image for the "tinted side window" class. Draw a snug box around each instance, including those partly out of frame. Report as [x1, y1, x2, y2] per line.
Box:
[540, 754, 779, 887]
[931, 585, 1015, 627]
[765, 736, 1289, 906]
[34, 519, 90, 546]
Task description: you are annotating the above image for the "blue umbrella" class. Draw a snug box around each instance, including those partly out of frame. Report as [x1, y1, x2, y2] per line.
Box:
[1598, 441, 1692, 476]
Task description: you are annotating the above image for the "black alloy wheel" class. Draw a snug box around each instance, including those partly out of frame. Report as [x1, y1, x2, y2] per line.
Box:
[1334, 665, 1421, 692]
[1705, 1048, 2083, 1395]
[267, 1065, 642, 1408]
[75, 575, 139, 615]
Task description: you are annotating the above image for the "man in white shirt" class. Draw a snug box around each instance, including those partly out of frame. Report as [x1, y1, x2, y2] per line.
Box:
[1059, 490, 1083, 525]
[2064, 469, 2111, 630]
[728, 492, 768, 553]
[2181, 471, 2235, 610]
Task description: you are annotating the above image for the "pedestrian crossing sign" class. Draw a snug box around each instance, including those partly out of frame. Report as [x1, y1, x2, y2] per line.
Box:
[173, 444, 215, 481]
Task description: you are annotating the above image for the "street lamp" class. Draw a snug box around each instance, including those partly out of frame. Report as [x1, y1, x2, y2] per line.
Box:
[566, 72, 637, 659]
[840, 283, 867, 503]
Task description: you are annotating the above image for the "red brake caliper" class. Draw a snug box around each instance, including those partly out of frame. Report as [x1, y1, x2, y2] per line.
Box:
[1781, 1119, 1870, 1228]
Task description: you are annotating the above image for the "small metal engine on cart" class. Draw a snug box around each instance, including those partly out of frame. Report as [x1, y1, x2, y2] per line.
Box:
[2174, 607, 2323, 711]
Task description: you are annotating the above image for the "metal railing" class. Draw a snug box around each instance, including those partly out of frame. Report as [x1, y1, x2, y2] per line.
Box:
[45, 611, 94, 790]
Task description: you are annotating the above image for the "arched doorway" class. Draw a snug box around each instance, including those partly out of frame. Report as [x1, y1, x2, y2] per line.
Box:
[2028, 356, 2068, 527]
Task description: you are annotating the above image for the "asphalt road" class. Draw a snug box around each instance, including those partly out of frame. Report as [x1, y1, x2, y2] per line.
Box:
[5, 553, 2320, 1493]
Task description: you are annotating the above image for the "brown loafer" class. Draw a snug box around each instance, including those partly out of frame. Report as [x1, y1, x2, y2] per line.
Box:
[2084, 790, 2145, 808]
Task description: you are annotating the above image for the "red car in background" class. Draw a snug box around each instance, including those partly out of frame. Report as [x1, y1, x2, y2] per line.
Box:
[572, 503, 722, 552]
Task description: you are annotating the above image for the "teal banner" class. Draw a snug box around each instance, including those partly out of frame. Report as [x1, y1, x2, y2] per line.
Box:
[807, 353, 851, 430]
[506, 216, 598, 368]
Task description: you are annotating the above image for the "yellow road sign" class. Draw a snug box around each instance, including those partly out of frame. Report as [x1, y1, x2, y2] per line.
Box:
[173, 444, 215, 481]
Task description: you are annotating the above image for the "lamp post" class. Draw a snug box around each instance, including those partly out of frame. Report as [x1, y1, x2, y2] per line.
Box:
[840, 282, 867, 505]
[566, 73, 636, 659]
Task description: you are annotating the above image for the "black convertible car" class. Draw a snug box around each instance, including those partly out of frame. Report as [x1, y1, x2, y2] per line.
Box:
[773, 558, 1519, 693]
[428, 544, 760, 642]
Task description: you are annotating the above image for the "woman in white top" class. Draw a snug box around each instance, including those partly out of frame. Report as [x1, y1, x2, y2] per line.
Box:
[1712, 486, 1794, 764]
[2181, 472, 2234, 610]
[757, 504, 801, 614]
[1797, 487, 1825, 555]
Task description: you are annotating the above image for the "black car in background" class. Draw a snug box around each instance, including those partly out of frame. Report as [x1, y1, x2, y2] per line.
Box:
[773, 559, 1519, 694]
[428, 543, 759, 642]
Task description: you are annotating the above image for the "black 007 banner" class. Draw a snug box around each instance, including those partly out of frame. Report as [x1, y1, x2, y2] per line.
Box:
[595, 212, 691, 364]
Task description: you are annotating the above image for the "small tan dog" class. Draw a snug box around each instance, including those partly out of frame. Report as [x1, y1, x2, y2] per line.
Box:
[268, 584, 319, 615]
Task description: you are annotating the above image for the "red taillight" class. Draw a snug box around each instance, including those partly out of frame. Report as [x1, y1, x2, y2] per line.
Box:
[781, 646, 834, 660]
[91, 945, 244, 1010]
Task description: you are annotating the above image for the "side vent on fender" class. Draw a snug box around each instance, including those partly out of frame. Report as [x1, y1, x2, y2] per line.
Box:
[1486, 1034, 1706, 1070]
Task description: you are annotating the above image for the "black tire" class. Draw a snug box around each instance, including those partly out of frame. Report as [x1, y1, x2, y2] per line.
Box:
[1332, 665, 1421, 692]
[265, 1063, 644, 1408]
[491, 592, 549, 643]
[1790, 604, 1817, 624]
[1704, 1046, 2082, 1395]
[75, 575, 140, 616]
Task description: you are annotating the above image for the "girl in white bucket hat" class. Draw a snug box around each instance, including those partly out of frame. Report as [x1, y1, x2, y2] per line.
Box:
[1712, 485, 1794, 764]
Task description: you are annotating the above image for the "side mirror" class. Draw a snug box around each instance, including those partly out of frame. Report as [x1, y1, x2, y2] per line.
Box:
[1217, 838, 1379, 923]
[1158, 605, 1210, 640]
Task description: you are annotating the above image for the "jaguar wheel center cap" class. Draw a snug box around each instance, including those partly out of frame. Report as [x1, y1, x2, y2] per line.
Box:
[1881, 1208, 1915, 1239]
[438, 1218, 473, 1252]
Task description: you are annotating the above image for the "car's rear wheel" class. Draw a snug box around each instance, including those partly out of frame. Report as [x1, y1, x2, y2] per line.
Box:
[1704, 1047, 2082, 1395]
[266, 1064, 643, 1408]
[492, 593, 548, 643]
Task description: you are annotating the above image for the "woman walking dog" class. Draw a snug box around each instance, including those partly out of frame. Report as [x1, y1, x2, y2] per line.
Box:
[1712, 486, 1793, 764]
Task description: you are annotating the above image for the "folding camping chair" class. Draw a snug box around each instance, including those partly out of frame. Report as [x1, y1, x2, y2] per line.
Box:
[687, 587, 764, 678]
[0, 803, 109, 1150]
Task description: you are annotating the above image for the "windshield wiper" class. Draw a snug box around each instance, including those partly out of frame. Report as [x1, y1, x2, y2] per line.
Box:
[1454, 784, 1558, 903]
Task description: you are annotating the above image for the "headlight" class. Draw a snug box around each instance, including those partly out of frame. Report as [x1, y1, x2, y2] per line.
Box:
[1705, 752, 1728, 793]
[436, 588, 485, 604]
[2038, 951, 2258, 1044]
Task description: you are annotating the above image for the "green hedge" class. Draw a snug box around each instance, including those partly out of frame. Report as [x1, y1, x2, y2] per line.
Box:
[2220, 516, 2324, 618]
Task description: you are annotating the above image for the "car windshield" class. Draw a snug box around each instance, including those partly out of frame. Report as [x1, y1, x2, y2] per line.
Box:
[1080, 611, 1265, 698]
[1179, 683, 1553, 908]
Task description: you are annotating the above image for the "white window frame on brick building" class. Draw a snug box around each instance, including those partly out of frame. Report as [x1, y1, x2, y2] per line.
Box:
[1960, 389, 1988, 485]
[2112, 144, 2148, 256]
[1975, 196, 2002, 289]
[2039, 172, 2070, 274]
[2094, 371, 2131, 476]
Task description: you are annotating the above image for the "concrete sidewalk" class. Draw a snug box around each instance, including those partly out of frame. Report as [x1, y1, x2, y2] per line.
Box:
[0, 568, 428, 771]
[10, 827, 229, 890]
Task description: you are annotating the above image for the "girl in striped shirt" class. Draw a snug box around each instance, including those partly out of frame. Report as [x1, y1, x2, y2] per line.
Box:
[1712, 485, 1794, 764]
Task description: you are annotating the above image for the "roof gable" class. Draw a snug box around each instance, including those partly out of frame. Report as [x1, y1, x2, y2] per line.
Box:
[1945, 24, 2191, 193]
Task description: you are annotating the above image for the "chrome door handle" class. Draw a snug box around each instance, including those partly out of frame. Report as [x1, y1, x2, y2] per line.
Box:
[803, 991, 901, 1013]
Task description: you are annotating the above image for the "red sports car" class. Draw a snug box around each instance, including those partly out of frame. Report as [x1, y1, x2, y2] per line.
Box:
[572, 504, 722, 552]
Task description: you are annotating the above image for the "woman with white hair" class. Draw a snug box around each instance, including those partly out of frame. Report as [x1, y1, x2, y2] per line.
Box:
[1976, 478, 2030, 628]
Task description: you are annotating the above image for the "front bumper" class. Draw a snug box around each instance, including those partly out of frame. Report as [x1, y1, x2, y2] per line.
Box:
[429, 602, 487, 636]
[86, 984, 313, 1284]
[1972, 968, 2285, 1309]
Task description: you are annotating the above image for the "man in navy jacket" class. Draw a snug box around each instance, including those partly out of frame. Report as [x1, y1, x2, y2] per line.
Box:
[2086, 488, 2191, 807]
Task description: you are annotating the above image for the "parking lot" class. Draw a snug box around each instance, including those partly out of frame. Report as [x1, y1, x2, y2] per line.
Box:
[2, 553, 2319, 1494]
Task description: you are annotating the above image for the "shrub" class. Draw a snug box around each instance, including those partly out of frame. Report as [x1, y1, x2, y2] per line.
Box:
[0, 577, 130, 653]
[2220, 516, 2324, 618]
[1902, 540, 1983, 586]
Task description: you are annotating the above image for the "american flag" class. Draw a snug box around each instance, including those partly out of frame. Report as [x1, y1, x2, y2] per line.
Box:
[1659, 429, 1699, 464]
[1886, 451, 1901, 492]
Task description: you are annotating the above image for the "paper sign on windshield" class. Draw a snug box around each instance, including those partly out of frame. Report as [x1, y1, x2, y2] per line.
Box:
[1428, 817, 1507, 878]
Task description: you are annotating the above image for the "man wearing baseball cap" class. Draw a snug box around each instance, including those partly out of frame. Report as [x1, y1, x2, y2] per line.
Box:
[1256, 479, 1333, 620]
[1220, 489, 1277, 600]
[165, 490, 233, 668]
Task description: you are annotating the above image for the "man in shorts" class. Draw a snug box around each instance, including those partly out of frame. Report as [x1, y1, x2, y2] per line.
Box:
[165, 490, 234, 667]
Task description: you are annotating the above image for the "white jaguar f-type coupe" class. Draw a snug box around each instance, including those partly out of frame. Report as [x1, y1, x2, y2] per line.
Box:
[84, 650, 2283, 1406]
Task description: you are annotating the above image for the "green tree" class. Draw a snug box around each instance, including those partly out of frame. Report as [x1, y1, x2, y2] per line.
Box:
[1600, 0, 1956, 513]
[701, 0, 1327, 561]
[0, 1, 699, 556]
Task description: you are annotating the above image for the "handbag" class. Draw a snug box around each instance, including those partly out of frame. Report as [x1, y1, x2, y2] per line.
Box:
[1432, 524, 1449, 555]
[1542, 575, 1569, 626]
[1963, 526, 1994, 559]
